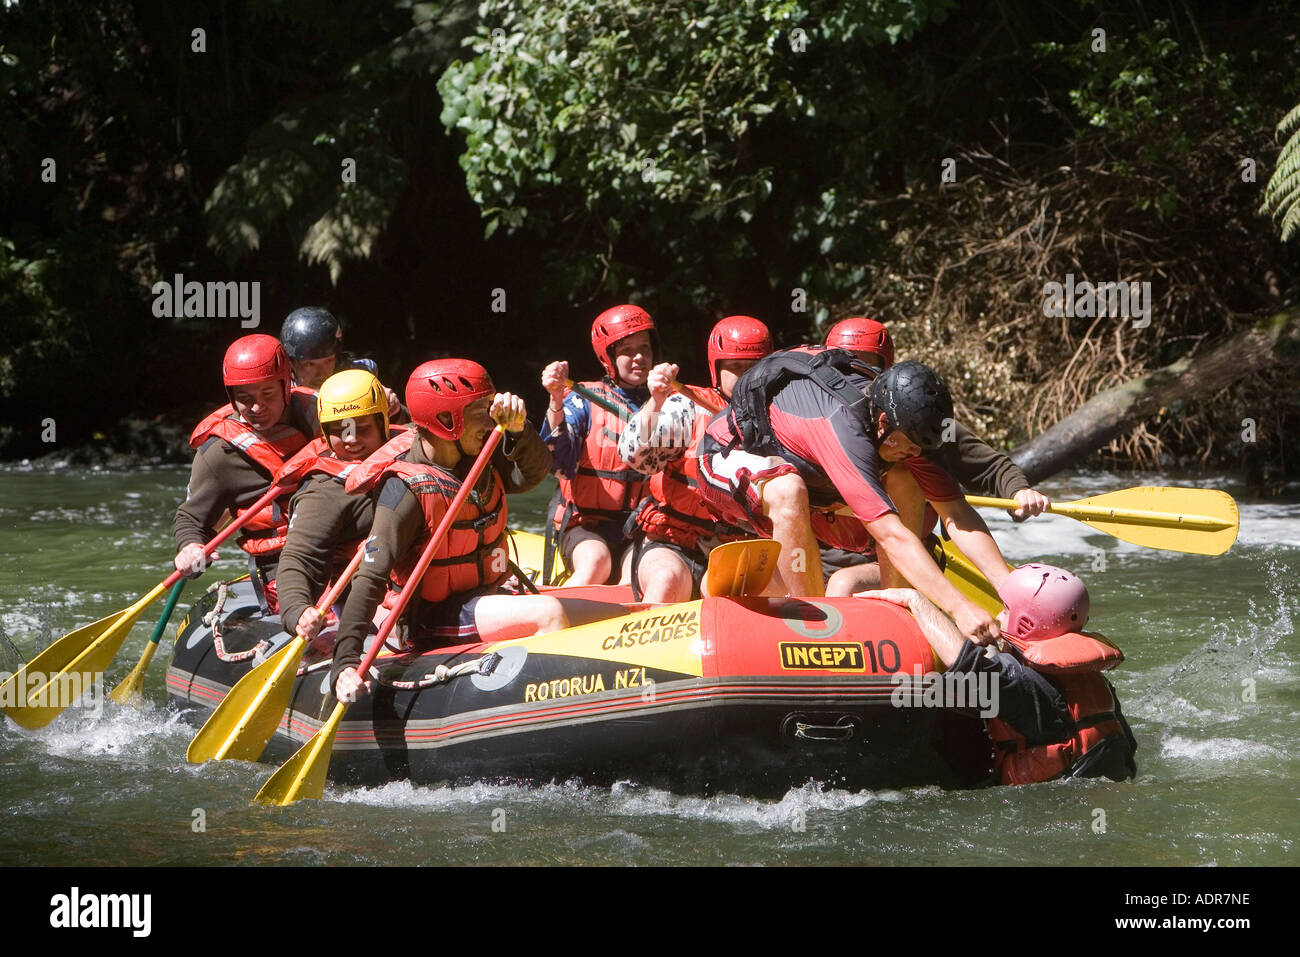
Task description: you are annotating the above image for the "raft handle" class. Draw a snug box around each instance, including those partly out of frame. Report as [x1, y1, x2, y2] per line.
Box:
[782, 713, 862, 743]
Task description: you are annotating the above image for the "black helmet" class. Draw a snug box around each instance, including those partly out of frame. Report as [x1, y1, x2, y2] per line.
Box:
[280, 307, 341, 360]
[869, 360, 953, 451]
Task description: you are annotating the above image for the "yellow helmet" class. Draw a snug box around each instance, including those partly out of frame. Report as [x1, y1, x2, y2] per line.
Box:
[317, 369, 390, 438]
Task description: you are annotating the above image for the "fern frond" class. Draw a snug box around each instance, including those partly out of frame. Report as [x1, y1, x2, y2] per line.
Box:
[1280, 200, 1300, 242]
[1263, 101, 1300, 238]
[1277, 101, 1300, 137]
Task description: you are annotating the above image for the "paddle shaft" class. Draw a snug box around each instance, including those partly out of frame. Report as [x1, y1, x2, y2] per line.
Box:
[254, 427, 508, 805]
[964, 495, 1234, 531]
[350, 427, 506, 683]
[147, 580, 187, 647]
[302, 541, 367, 633]
[165, 479, 293, 591]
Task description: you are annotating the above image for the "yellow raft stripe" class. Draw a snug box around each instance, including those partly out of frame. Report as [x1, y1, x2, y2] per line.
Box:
[488, 600, 706, 677]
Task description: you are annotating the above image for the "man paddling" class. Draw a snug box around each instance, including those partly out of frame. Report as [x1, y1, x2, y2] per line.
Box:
[618, 315, 773, 602]
[863, 564, 1137, 786]
[696, 347, 1001, 641]
[330, 359, 598, 703]
[540, 304, 655, 586]
[275, 369, 402, 649]
[820, 316, 1050, 596]
[173, 335, 319, 612]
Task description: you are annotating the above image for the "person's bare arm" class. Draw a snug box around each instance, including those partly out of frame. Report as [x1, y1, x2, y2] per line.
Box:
[865, 511, 998, 642]
[860, 587, 968, 667]
[931, 497, 1012, 590]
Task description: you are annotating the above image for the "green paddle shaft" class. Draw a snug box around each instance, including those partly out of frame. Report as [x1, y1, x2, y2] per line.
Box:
[149, 580, 187, 646]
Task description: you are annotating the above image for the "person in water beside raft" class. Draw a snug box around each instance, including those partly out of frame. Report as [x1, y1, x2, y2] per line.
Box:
[696, 349, 1004, 642]
[173, 334, 319, 612]
[862, 563, 1137, 786]
[330, 359, 610, 704]
[818, 316, 1050, 596]
[618, 315, 774, 602]
[275, 369, 402, 651]
[540, 304, 656, 587]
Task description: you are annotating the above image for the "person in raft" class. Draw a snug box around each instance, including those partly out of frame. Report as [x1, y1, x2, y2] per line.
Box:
[696, 349, 1003, 642]
[173, 334, 320, 612]
[539, 304, 655, 586]
[863, 563, 1137, 786]
[818, 316, 1051, 596]
[617, 315, 774, 602]
[275, 369, 404, 651]
[279, 305, 406, 422]
[331, 359, 596, 703]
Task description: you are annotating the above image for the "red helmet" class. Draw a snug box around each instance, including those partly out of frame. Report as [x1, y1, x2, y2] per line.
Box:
[405, 359, 495, 440]
[590, 304, 656, 378]
[825, 317, 894, 368]
[707, 315, 773, 389]
[222, 334, 292, 401]
[997, 563, 1091, 641]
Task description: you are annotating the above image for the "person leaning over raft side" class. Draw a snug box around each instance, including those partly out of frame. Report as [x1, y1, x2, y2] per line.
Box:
[279, 305, 406, 422]
[862, 564, 1137, 786]
[695, 348, 1002, 641]
[330, 360, 601, 704]
[539, 304, 655, 587]
[173, 334, 320, 612]
[819, 316, 1051, 596]
[275, 369, 402, 651]
[617, 315, 773, 602]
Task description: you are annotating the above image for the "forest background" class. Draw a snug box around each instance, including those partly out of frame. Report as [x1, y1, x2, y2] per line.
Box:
[3, 0, 1298, 485]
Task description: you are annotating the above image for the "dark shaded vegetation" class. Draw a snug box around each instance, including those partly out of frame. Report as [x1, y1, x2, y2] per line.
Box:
[3, 0, 1298, 483]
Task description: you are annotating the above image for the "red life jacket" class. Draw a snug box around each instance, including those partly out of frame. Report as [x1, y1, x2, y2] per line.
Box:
[348, 444, 509, 606]
[280, 426, 412, 568]
[986, 630, 1134, 786]
[188, 389, 316, 556]
[553, 379, 647, 530]
[280, 424, 410, 486]
[635, 384, 749, 550]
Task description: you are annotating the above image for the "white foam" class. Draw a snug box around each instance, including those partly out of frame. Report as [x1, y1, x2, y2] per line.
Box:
[1160, 734, 1284, 762]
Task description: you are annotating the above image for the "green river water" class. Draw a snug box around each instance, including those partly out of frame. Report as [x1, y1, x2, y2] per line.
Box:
[1, 465, 1296, 867]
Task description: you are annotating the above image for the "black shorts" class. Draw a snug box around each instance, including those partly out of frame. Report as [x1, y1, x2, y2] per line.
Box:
[631, 537, 708, 600]
[560, 518, 633, 578]
[407, 585, 501, 649]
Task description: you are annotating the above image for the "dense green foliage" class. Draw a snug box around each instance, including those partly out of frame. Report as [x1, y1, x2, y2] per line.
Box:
[2, 0, 1298, 479]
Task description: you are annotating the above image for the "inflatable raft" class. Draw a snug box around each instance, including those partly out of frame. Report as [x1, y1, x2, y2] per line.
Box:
[166, 573, 996, 794]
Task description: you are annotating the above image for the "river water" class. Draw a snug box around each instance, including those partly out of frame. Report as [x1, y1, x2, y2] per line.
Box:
[1, 465, 1296, 866]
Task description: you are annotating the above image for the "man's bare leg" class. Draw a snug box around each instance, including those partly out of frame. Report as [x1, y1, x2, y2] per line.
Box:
[879, 467, 927, 588]
[761, 472, 824, 597]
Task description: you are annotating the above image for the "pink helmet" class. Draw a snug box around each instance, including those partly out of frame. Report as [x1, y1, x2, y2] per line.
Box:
[997, 563, 1091, 641]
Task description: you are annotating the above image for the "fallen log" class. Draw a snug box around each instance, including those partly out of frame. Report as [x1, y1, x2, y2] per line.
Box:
[1012, 308, 1300, 484]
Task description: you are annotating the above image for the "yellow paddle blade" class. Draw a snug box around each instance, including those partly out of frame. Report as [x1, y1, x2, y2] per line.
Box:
[187, 637, 307, 764]
[966, 486, 1239, 556]
[1061, 487, 1237, 555]
[705, 540, 782, 597]
[1, 583, 165, 729]
[935, 538, 1006, 617]
[108, 640, 158, 706]
[254, 700, 345, 806]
